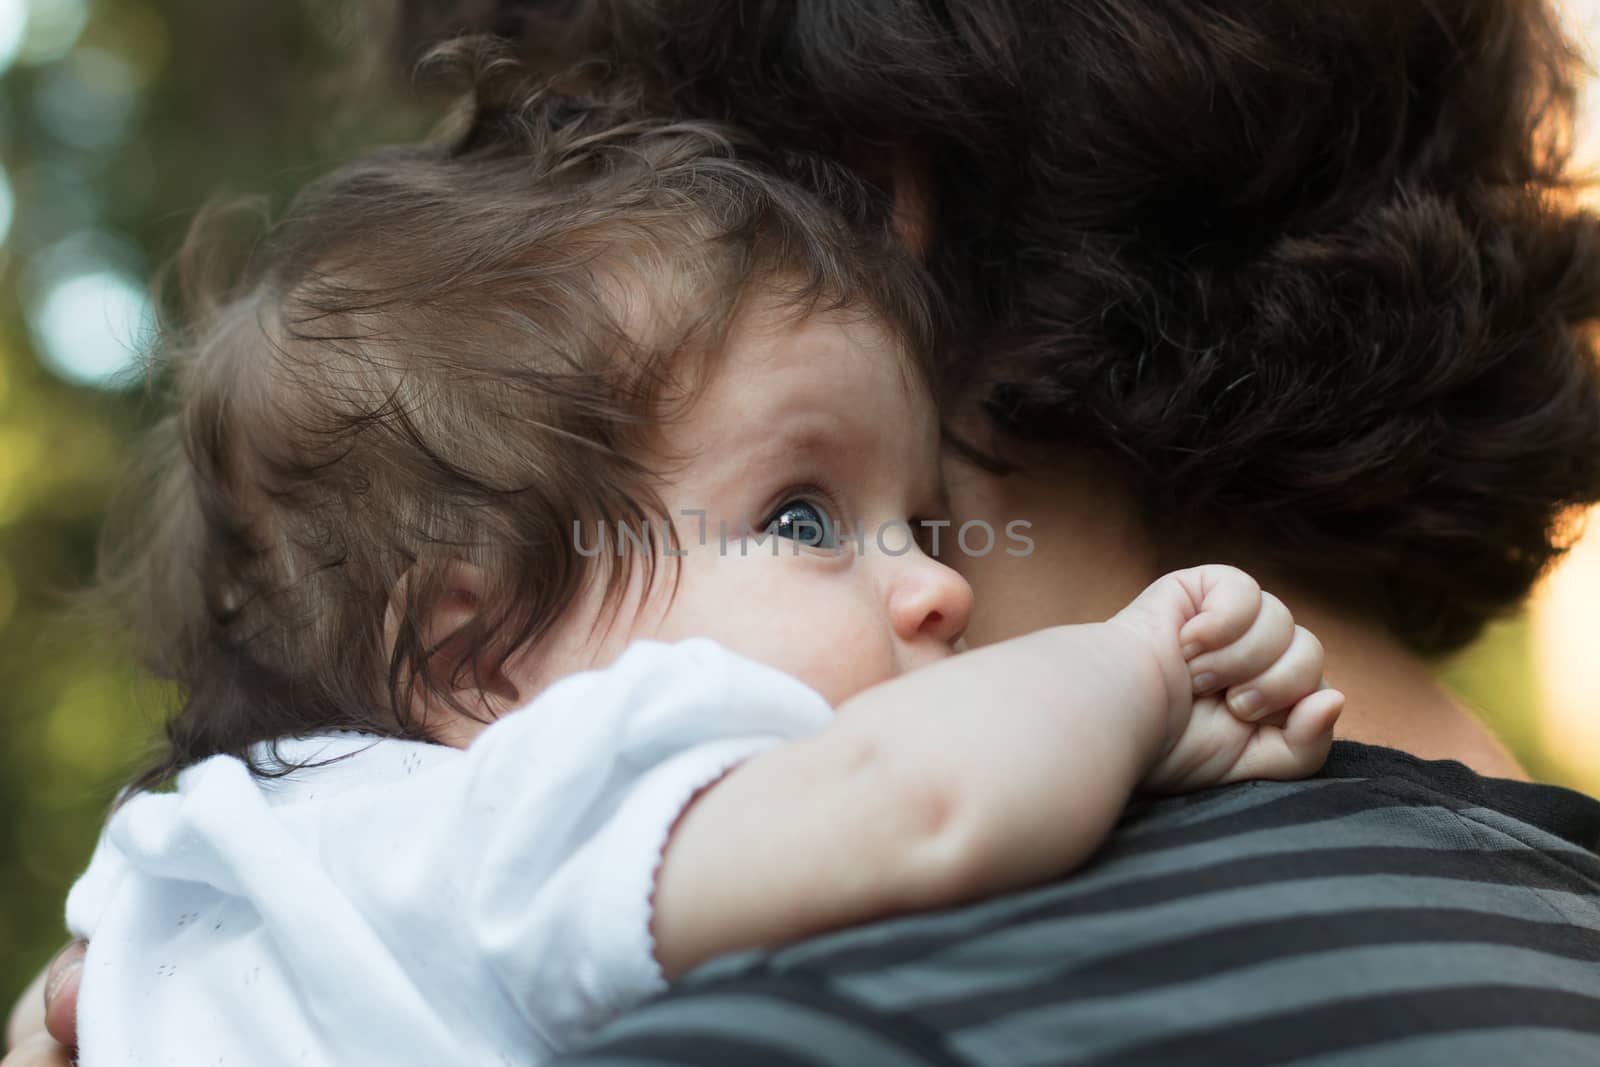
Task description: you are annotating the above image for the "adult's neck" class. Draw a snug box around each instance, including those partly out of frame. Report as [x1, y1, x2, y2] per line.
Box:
[1267, 586, 1528, 780]
[943, 438, 1529, 781]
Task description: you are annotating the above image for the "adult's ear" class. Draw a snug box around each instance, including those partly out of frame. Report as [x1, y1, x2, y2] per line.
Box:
[382, 559, 519, 746]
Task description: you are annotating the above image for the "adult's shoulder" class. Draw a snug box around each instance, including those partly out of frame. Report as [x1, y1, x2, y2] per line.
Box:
[556, 743, 1600, 1067]
[1315, 740, 1600, 852]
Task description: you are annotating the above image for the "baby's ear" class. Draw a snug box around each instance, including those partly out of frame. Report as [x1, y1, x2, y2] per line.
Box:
[383, 559, 518, 745]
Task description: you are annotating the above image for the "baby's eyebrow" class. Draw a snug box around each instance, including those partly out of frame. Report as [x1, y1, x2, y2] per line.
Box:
[761, 416, 860, 462]
[696, 416, 855, 500]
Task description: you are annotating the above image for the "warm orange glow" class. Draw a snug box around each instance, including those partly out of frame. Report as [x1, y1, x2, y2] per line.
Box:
[1530, 2, 1600, 791]
[1531, 527, 1600, 789]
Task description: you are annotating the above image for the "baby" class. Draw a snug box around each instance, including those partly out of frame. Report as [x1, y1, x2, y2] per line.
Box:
[65, 85, 1343, 1066]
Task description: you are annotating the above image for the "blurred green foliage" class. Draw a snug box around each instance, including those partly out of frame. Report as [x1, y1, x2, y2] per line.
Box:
[0, 0, 1591, 1031]
[0, 0, 436, 1018]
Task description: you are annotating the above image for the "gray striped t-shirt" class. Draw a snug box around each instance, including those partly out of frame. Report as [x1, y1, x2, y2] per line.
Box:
[555, 742, 1600, 1066]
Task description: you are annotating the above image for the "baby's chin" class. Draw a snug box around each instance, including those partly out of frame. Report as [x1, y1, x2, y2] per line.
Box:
[790, 657, 906, 711]
[685, 629, 907, 709]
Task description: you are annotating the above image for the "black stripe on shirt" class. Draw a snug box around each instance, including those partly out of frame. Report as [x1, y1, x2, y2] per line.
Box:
[904, 907, 1600, 1028]
[1110, 779, 1422, 858]
[565, 978, 966, 1067]
[563, 1030, 828, 1067]
[1082, 985, 1600, 1067]
[787, 845, 1600, 976]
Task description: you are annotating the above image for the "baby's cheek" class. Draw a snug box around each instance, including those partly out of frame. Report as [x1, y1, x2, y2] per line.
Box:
[653, 551, 895, 703]
[763, 573, 897, 704]
[643, 553, 786, 646]
[792, 618, 899, 708]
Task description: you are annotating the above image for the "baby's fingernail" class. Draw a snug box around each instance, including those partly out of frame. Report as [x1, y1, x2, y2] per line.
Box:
[45, 954, 82, 1002]
[1229, 688, 1264, 717]
[1192, 671, 1217, 694]
[1181, 642, 1202, 660]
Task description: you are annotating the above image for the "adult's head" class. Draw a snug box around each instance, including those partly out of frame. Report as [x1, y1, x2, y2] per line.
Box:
[390, 0, 1600, 662]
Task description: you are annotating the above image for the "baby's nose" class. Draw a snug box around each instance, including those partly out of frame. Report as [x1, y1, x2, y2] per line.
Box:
[890, 554, 974, 648]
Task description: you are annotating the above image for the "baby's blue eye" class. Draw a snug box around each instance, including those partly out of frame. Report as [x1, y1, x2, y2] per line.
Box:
[767, 499, 837, 548]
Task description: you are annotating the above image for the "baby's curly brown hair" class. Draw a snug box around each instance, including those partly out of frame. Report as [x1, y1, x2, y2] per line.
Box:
[109, 55, 938, 789]
[392, 0, 1600, 655]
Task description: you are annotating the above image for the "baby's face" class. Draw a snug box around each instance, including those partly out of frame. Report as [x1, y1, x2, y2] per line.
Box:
[513, 296, 973, 707]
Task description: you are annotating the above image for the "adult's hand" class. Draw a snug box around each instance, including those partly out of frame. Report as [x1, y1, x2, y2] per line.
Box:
[3, 942, 82, 1066]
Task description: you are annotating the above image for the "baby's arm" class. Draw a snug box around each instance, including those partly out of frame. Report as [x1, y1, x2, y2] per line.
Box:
[651, 565, 1341, 976]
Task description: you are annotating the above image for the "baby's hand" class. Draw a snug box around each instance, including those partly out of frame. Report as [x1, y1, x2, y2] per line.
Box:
[1111, 565, 1344, 793]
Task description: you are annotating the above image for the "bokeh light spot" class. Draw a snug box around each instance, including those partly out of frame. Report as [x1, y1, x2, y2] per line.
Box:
[0, 425, 40, 525]
[45, 672, 148, 780]
[0, 0, 26, 75]
[18, 0, 86, 67]
[27, 267, 151, 388]
[36, 46, 140, 152]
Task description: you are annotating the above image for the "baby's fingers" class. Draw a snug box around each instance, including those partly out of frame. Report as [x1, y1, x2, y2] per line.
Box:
[1226, 687, 1345, 783]
[1186, 591, 1293, 694]
[1176, 566, 1262, 660]
[1223, 626, 1325, 721]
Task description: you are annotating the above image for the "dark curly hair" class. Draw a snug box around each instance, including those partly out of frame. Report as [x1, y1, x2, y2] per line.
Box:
[384, 0, 1600, 654]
